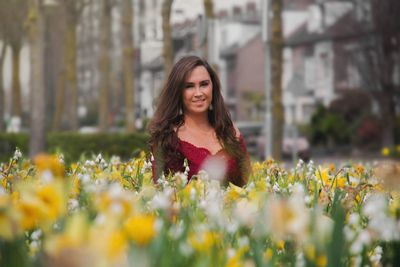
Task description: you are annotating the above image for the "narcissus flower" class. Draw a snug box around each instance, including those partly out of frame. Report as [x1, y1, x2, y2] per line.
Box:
[34, 154, 65, 177]
[124, 214, 156, 246]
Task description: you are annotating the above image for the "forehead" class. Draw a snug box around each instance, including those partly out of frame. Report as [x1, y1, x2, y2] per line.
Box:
[185, 66, 211, 82]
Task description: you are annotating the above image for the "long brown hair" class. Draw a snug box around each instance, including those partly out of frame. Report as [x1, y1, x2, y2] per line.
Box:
[148, 55, 248, 185]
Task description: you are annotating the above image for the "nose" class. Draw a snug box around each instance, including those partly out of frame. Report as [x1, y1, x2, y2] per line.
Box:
[193, 86, 202, 97]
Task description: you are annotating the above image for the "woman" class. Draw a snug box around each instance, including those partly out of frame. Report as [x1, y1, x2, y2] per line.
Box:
[148, 55, 250, 187]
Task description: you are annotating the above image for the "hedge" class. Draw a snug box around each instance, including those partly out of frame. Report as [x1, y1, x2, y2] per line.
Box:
[0, 132, 149, 163]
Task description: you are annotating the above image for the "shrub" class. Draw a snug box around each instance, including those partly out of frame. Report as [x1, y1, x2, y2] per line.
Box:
[309, 105, 351, 146]
[0, 132, 149, 163]
[0, 133, 29, 161]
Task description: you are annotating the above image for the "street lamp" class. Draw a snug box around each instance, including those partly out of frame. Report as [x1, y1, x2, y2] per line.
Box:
[262, 0, 272, 160]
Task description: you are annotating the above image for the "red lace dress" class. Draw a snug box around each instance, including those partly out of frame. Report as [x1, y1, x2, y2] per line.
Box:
[152, 135, 249, 186]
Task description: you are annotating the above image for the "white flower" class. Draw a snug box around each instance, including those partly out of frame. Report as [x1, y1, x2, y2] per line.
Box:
[58, 154, 65, 164]
[31, 229, 42, 240]
[369, 246, 383, 264]
[344, 225, 356, 241]
[150, 188, 173, 210]
[109, 183, 124, 199]
[234, 199, 258, 227]
[295, 252, 305, 267]
[200, 156, 227, 182]
[179, 243, 193, 257]
[273, 183, 280, 192]
[85, 160, 95, 167]
[95, 153, 103, 163]
[68, 199, 79, 211]
[110, 202, 123, 214]
[174, 172, 188, 186]
[142, 160, 152, 173]
[350, 230, 371, 254]
[304, 195, 312, 205]
[349, 176, 360, 186]
[363, 194, 386, 218]
[13, 148, 22, 160]
[110, 156, 121, 165]
[41, 170, 54, 183]
[348, 213, 360, 226]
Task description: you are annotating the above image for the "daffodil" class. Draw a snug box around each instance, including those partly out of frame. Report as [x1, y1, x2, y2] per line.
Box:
[188, 231, 219, 253]
[124, 214, 156, 246]
[34, 154, 65, 178]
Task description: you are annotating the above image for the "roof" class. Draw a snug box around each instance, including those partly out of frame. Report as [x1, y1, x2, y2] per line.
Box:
[286, 12, 373, 46]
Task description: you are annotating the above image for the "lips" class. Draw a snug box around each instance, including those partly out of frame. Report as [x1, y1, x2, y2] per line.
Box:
[192, 98, 206, 103]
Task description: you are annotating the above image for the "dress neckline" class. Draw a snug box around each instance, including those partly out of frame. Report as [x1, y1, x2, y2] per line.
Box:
[178, 138, 224, 156]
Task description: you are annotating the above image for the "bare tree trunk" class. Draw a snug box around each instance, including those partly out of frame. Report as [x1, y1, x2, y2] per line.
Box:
[162, 0, 173, 75]
[121, 0, 135, 132]
[98, 0, 112, 132]
[0, 43, 6, 131]
[11, 44, 22, 117]
[65, 17, 78, 131]
[203, 0, 214, 61]
[271, 0, 284, 160]
[28, 0, 46, 157]
[52, 69, 66, 131]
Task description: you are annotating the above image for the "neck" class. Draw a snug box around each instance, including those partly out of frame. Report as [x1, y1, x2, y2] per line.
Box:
[184, 112, 211, 130]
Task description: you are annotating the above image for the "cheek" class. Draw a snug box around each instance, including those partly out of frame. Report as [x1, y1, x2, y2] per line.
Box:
[182, 91, 191, 107]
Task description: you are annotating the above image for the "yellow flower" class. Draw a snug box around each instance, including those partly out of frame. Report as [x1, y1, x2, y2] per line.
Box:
[328, 163, 336, 173]
[305, 244, 316, 261]
[45, 213, 89, 256]
[381, 147, 390, 156]
[17, 198, 42, 230]
[396, 145, 400, 153]
[354, 164, 365, 176]
[124, 214, 156, 246]
[263, 248, 273, 261]
[335, 177, 347, 189]
[0, 195, 20, 240]
[277, 240, 285, 250]
[226, 254, 241, 267]
[107, 230, 128, 260]
[36, 182, 66, 220]
[224, 183, 245, 203]
[315, 168, 330, 186]
[188, 231, 219, 253]
[316, 254, 327, 267]
[34, 154, 65, 177]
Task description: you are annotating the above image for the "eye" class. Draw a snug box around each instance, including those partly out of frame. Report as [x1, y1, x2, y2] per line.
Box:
[185, 84, 194, 89]
[200, 81, 209, 87]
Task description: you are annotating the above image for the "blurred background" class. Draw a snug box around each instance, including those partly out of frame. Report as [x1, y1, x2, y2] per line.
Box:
[0, 0, 399, 164]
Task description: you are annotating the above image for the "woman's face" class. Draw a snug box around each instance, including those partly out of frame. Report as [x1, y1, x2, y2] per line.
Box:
[182, 66, 213, 115]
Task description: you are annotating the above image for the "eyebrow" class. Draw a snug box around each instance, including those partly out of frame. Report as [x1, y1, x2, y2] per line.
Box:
[185, 80, 210, 84]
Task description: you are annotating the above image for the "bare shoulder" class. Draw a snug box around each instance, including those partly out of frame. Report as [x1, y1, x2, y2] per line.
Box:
[175, 125, 186, 139]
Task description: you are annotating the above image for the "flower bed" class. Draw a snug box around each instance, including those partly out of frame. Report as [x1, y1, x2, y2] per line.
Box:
[0, 149, 399, 267]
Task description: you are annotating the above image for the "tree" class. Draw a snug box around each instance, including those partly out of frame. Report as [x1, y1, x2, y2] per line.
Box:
[203, 0, 214, 61]
[0, 1, 7, 131]
[0, 43, 5, 131]
[98, 0, 113, 132]
[270, 0, 284, 160]
[369, 0, 400, 147]
[162, 0, 173, 75]
[121, 0, 136, 132]
[342, 0, 400, 147]
[0, 0, 28, 119]
[28, 0, 46, 157]
[57, 0, 87, 131]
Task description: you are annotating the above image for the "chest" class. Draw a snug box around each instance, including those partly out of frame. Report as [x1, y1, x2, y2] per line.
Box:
[178, 131, 222, 155]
